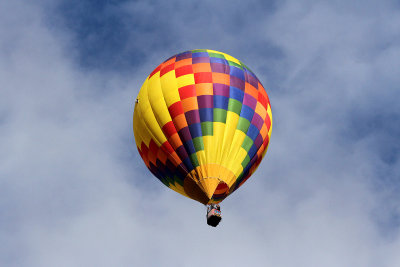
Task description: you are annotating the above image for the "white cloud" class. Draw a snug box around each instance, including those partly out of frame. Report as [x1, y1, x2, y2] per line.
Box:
[1, 0, 400, 266]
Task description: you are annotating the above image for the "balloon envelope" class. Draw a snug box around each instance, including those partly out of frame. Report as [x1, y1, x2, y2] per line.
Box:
[133, 49, 272, 205]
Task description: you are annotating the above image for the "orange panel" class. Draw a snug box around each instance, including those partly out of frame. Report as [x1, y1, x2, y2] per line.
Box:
[193, 63, 212, 73]
[173, 114, 188, 130]
[195, 83, 213, 96]
[245, 83, 258, 99]
[168, 133, 183, 149]
[212, 73, 230, 85]
[181, 97, 198, 112]
[174, 58, 192, 69]
[255, 103, 267, 119]
[163, 57, 176, 66]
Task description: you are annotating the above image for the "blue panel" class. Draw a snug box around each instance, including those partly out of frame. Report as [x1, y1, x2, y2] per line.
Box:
[183, 140, 196, 155]
[248, 144, 258, 159]
[182, 157, 194, 171]
[229, 86, 244, 101]
[189, 123, 202, 138]
[230, 66, 245, 81]
[199, 108, 213, 122]
[192, 52, 209, 58]
[247, 124, 259, 141]
[240, 105, 254, 121]
[210, 57, 227, 64]
[214, 95, 229, 109]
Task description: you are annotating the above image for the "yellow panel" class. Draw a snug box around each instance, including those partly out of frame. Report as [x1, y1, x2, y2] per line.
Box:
[267, 104, 273, 137]
[220, 111, 239, 168]
[213, 122, 226, 167]
[148, 73, 173, 128]
[160, 71, 180, 107]
[225, 130, 246, 170]
[196, 150, 207, 178]
[133, 118, 151, 147]
[133, 107, 147, 147]
[203, 135, 217, 165]
[168, 183, 188, 198]
[231, 148, 247, 177]
[136, 78, 167, 146]
[223, 54, 241, 65]
[133, 79, 153, 148]
[199, 178, 220, 199]
[176, 74, 195, 88]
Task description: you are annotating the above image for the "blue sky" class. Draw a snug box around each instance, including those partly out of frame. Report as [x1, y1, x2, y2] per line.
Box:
[1, 0, 400, 266]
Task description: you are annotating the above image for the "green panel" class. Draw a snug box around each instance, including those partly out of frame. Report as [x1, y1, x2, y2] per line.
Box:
[241, 136, 254, 152]
[237, 117, 250, 133]
[189, 154, 200, 168]
[208, 52, 225, 59]
[192, 49, 208, 53]
[241, 63, 255, 74]
[201, 121, 213, 136]
[228, 60, 243, 69]
[192, 137, 204, 151]
[241, 155, 251, 168]
[228, 98, 242, 115]
[214, 108, 227, 123]
[164, 176, 173, 186]
[173, 176, 184, 186]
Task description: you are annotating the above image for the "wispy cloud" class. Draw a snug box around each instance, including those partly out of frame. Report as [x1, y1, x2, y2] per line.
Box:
[1, 0, 400, 266]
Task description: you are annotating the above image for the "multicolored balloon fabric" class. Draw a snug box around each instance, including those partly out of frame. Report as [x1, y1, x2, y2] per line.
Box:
[133, 49, 272, 205]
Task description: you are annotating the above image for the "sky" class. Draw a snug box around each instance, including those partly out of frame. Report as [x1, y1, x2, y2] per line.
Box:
[1, 0, 400, 266]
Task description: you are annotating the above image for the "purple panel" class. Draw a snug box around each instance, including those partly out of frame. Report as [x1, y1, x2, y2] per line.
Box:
[243, 94, 257, 109]
[210, 62, 229, 74]
[192, 57, 210, 64]
[245, 71, 259, 88]
[251, 113, 264, 130]
[192, 52, 209, 58]
[249, 154, 258, 165]
[177, 163, 189, 178]
[178, 126, 192, 142]
[185, 110, 201, 125]
[254, 134, 263, 148]
[230, 76, 245, 90]
[213, 83, 229, 97]
[176, 145, 188, 159]
[198, 95, 213, 109]
[176, 52, 192, 61]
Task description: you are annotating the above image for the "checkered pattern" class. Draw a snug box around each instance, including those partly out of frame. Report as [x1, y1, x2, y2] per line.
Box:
[133, 49, 272, 204]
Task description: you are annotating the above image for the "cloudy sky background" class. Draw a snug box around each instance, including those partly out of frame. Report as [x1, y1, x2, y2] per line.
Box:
[1, 0, 400, 266]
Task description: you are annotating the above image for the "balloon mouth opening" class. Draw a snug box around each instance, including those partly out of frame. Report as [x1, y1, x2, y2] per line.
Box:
[183, 177, 230, 205]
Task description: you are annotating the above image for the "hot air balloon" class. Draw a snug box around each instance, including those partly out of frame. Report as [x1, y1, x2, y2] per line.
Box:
[133, 49, 272, 226]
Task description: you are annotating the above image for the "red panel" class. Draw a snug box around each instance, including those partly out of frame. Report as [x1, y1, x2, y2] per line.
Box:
[265, 113, 271, 132]
[194, 72, 213, 84]
[258, 92, 269, 110]
[160, 63, 175, 77]
[161, 141, 175, 154]
[175, 65, 193, 78]
[162, 121, 177, 138]
[149, 139, 159, 158]
[149, 64, 162, 78]
[140, 143, 150, 166]
[262, 134, 270, 149]
[157, 148, 168, 164]
[168, 102, 184, 118]
[179, 84, 196, 99]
